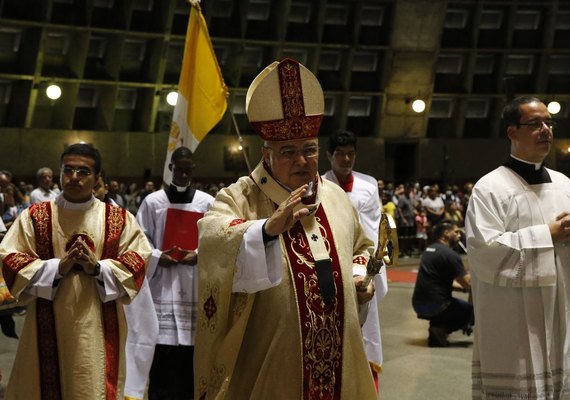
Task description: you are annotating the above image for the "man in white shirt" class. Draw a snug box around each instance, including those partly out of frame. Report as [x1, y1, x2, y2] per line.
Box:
[422, 186, 445, 226]
[323, 129, 387, 389]
[30, 167, 58, 204]
[466, 96, 570, 399]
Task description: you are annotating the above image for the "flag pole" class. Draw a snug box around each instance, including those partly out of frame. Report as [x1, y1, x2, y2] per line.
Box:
[228, 103, 252, 174]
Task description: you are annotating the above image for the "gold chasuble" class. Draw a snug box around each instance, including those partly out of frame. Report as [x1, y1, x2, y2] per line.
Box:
[0, 199, 151, 400]
[196, 162, 377, 400]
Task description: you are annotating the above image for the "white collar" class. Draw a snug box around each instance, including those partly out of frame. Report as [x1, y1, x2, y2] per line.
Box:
[171, 183, 191, 192]
[56, 193, 96, 210]
[510, 154, 542, 171]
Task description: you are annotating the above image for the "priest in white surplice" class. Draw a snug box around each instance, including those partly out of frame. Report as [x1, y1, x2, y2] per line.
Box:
[323, 129, 387, 390]
[466, 96, 570, 399]
[195, 58, 377, 400]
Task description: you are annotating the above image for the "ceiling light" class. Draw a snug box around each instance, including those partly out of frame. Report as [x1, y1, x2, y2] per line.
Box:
[166, 91, 178, 106]
[46, 84, 62, 100]
[547, 101, 561, 115]
[412, 99, 426, 113]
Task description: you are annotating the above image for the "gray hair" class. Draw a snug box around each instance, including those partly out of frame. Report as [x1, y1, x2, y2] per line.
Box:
[36, 167, 53, 181]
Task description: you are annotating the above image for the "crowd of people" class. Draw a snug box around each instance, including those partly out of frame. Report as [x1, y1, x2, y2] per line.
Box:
[0, 168, 471, 258]
[0, 171, 228, 232]
[378, 180, 472, 257]
[0, 56, 567, 400]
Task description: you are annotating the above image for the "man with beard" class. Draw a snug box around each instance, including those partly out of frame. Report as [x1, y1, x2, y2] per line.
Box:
[412, 221, 472, 347]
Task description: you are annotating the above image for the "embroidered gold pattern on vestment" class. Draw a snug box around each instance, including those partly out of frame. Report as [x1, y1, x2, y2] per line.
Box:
[201, 283, 219, 332]
[209, 363, 228, 398]
[103, 204, 125, 259]
[29, 202, 62, 399]
[198, 376, 208, 400]
[117, 251, 145, 289]
[100, 203, 125, 400]
[102, 301, 120, 400]
[280, 60, 304, 118]
[2, 252, 36, 290]
[299, 268, 342, 399]
[219, 224, 235, 241]
[231, 292, 248, 318]
[288, 217, 329, 270]
[284, 211, 344, 400]
[250, 116, 323, 141]
[29, 202, 53, 260]
[36, 298, 62, 400]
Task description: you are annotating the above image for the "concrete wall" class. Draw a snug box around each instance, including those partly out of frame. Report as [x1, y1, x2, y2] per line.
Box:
[1, 128, 168, 184]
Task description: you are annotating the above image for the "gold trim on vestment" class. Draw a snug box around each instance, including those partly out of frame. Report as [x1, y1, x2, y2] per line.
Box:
[252, 162, 344, 398]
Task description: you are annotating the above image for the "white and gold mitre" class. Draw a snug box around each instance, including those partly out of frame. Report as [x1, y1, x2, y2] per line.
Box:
[245, 58, 324, 141]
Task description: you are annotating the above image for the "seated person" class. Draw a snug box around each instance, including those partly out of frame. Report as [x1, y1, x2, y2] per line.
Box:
[412, 221, 473, 347]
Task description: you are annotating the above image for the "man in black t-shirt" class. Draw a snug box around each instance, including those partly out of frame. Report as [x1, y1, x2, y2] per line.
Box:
[412, 221, 473, 347]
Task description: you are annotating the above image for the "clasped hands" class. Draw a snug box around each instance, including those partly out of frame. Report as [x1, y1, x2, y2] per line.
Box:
[59, 236, 98, 276]
[159, 247, 197, 267]
[549, 211, 570, 243]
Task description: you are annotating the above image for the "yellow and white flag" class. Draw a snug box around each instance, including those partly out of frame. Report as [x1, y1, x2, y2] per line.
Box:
[163, 0, 228, 183]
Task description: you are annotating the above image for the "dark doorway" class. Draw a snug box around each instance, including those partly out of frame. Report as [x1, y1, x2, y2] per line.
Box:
[385, 143, 417, 184]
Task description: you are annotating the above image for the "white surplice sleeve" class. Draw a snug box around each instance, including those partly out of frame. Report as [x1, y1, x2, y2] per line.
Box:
[359, 186, 381, 251]
[465, 185, 555, 287]
[95, 260, 127, 302]
[233, 219, 282, 293]
[135, 198, 157, 248]
[25, 259, 126, 301]
[24, 259, 60, 299]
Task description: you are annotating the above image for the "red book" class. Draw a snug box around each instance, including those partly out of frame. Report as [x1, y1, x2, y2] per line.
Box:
[161, 209, 204, 261]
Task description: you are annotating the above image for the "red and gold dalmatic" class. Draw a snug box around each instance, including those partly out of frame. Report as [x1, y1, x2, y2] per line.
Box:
[0, 199, 150, 400]
[195, 162, 377, 400]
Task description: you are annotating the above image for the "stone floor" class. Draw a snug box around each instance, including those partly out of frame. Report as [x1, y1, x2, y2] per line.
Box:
[0, 258, 473, 399]
[379, 282, 472, 399]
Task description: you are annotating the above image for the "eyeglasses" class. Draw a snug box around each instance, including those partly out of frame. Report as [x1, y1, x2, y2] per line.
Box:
[62, 166, 93, 178]
[518, 120, 556, 130]
[265, 145, 319, 160]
